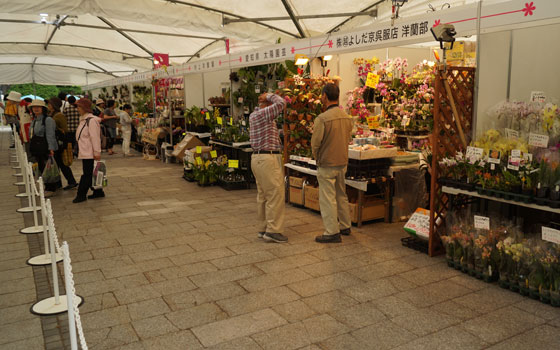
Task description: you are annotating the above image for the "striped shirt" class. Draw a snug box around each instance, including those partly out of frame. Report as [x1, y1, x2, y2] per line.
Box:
[249, 94, 285, 151]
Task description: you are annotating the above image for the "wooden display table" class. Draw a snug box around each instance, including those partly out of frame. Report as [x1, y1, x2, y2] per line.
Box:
[285, 163, 391, 227]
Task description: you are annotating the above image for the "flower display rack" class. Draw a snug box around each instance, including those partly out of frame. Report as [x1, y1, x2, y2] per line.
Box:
[429, 66, 476, 256]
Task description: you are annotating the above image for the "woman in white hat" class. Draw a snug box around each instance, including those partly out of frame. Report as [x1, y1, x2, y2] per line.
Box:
[29, 99, 60, 196]
[4, 91, 21, 147]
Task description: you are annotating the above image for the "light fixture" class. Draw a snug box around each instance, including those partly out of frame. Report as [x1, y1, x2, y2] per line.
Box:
[295, 54, 309, 66]
[40, 13, 48, 17]
[322, 55, 332, 61]
[153, 59, 160, 65]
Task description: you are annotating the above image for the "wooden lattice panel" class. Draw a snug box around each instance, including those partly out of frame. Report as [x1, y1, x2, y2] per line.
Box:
[429, 66, 476, 256]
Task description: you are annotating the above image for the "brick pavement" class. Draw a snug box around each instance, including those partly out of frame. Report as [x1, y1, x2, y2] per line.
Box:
[1, 126, 560, 349]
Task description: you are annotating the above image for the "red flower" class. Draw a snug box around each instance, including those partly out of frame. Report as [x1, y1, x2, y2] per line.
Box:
[523, 2, 535, 16]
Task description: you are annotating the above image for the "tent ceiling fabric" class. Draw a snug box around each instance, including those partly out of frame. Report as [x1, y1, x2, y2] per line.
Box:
[0, 0, 482, 86]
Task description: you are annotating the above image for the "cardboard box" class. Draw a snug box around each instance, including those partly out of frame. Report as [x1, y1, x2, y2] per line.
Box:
[349, 199, 385, 223]
[304, 185, 320, 211]
[289, 187, 304, 205]
[289, 176, 304, 188]
[172, 135, 205, 159]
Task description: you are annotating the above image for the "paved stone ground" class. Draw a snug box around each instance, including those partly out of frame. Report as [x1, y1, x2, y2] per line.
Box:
[2, 125, 560, 349]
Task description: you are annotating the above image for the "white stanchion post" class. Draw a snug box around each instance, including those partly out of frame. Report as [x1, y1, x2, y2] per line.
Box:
[15, 153, 31, 198]
[13, 151, 27, 186]
[61, 242, 88, 350]
[12, 140, 23, 177]
[62, 242, 78, 350]
[30, 200, 83, 315]
[21, 164, 44, 234]
[12, 138, 22, 169]
[16, 161, 41, 214]
[27, 178, 62, 265]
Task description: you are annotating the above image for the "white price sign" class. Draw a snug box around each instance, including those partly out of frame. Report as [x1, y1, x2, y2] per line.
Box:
[404, 211, 430, 239]
[529, 133, 549, 148]
[474, 215, 490, 230]
[542, 227, 560, 244]
[530, 91, 546, 103]
[511, 149, 521, 159]
[505, 128, 519, 139]
[466, 146, 484, 161]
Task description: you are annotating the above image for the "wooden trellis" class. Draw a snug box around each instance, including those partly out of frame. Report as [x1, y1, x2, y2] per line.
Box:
[429, 66, 476, 256]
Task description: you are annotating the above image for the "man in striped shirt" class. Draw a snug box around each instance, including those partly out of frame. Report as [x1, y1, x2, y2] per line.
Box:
[249, 92, 288, 243]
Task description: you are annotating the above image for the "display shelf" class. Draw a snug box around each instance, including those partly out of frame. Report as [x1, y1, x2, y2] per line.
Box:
[348, 147, 397, 160]
[209, 140, 253, 151]
[441, 186, 560, 214]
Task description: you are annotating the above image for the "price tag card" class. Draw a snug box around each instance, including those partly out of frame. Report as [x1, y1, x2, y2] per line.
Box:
[215, 127, 221, 134]
[466, 146, 484, 161]
[488, 149, 501, 164]
[228, 160, 239, 168]
[474, 215, 490, 230]
[229, 117, 233, 126]
[542, 226, 560, 244]
[255, 86, 260, 93]
[195, 157, 203, 165]
[217, 116, 223, 125]
[365, 72, 380, 89]
[366, 116, 377, 130]
[523, 153, 533, 162]
[210, 150, 217, 158]
[241, 120, 246, 126]
[505, 128, 519, 139]
[507, 157, 520, 171]
[206, 112, 210, 120]
[511, 149, 521, 159]
[238, 97, 244, 103]
[196, 146, 202, 154]
[529, 133, 549, 148]
[530, 91, 546, 103]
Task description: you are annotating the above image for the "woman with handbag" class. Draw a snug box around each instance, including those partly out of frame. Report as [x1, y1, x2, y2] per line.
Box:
[48, 97, 77, 190]
[73, 98, 104, 203]
[29, 99, 60, 197]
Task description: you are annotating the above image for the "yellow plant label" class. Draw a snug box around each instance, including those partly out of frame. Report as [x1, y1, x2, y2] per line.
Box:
[206, 112, 210, 120]
[229, 117, 233, 126]
[210, 150, 217, 158]
[195, 157, 202, 165]
[365, 73, 380, 89]
[228, 160, 239, 168]
[217, 117, 223, 125]
[196, 146, 202, 154]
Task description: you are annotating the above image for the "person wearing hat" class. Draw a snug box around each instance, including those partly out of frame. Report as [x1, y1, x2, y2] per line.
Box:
[4, 91, 21, 147]
[74, 98, 104, 203]
[48, 97, 77, 190]
[29, 99, 59, 196]
[93, 98, 105, 118]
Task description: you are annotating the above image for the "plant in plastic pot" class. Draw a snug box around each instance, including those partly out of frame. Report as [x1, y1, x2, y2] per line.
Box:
[536, 160, 550, 198]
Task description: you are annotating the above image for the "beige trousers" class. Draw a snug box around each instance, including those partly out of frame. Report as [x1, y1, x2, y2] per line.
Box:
[121, 129, 131, 155]
[317, 165, 352, 235]
[251, 154, 285, 233]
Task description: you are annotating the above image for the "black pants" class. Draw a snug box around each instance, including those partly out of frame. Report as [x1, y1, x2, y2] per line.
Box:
[77, 159, 104, 199]
[36, 154, 61, 192]
[54, 150, 76, 186]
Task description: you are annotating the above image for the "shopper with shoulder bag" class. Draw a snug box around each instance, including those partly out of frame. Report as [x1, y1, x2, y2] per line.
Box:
[48, 97, 77, 190]
[29, 99, 60, 196]
[73, 98, 105, 203]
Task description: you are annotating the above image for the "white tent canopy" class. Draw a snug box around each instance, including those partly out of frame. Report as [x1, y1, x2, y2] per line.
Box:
[0, 0, 482, 86]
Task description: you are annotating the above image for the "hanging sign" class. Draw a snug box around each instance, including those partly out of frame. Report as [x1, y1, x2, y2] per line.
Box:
[365, 73, 380, 88]
[195, 157, 203, 166]
[196, 146, 202, 154]
[210, 150, 217, 158]
[206, 112, 211, 120]
[474, 215, 490, 230]
[217, 117, 223, 125]
[228, 160, 239, 168]
[529, 133, 549, 148]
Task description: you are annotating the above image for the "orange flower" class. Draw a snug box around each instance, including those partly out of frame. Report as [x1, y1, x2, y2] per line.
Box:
[483, 173, 491, 180]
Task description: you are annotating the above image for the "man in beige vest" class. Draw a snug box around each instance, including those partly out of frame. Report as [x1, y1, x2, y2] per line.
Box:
[311, 83, 353, 243]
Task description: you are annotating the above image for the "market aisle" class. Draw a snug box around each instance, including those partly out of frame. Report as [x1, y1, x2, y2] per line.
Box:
[1, 141, 559, 349]
[0, 126, 44, 349]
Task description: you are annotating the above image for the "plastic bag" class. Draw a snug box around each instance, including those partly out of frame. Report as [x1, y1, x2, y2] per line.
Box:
[92, 160, 107, 189]
[42, 156, 61, 183]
